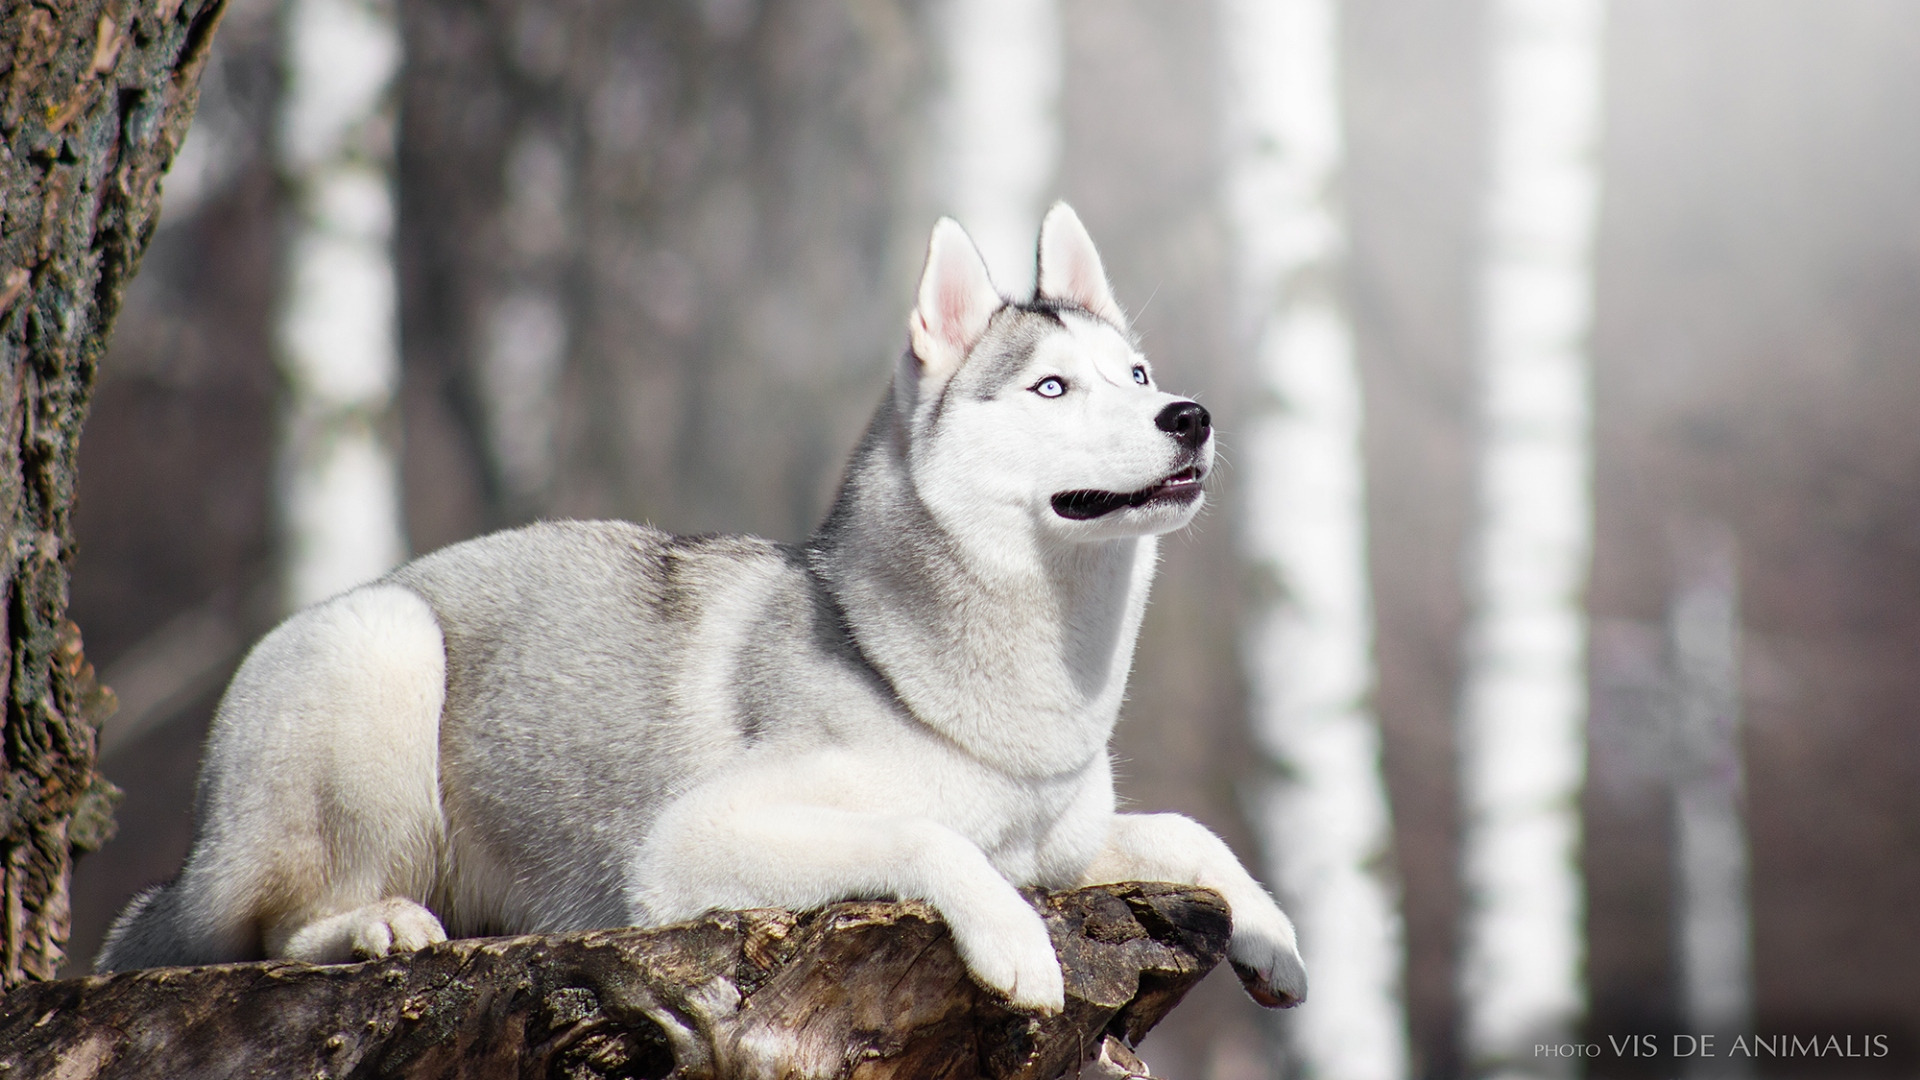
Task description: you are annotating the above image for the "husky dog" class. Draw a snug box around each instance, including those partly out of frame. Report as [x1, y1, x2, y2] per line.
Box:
[97, 204, 1306, 1013]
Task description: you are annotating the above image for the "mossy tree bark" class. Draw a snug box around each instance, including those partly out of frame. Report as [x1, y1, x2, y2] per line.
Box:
[0, 0, 227, 986]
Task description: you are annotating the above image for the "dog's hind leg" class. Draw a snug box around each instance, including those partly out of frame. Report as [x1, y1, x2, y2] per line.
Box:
[157, 585, 449, 967]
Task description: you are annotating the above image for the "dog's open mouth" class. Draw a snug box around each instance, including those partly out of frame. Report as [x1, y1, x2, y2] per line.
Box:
[1051, 466, 1206, 521]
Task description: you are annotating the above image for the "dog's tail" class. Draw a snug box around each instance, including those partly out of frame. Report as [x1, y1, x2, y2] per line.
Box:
[94, 881, 203, 972]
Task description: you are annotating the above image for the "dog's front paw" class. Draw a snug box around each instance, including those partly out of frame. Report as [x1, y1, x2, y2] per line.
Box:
[346, 898, 448, 960]
[1229, 911, 1308, 1008]
[946, 894, 1066, 1014]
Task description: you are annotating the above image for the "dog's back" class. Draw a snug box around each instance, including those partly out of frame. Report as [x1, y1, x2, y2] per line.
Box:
[393, 521, 821, 936]
[97, 520, 824, 967]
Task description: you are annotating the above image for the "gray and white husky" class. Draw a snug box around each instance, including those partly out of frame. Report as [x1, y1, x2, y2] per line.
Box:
[97, 203, 1306, 1013]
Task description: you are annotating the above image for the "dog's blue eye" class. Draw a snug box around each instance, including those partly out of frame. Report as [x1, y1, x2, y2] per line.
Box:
[1131, 365, 1149, 385]
[1034, 377, 1067, 398]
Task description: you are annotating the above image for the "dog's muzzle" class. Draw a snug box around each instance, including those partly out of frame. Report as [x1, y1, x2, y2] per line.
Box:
[1050, 400, 1212, 521]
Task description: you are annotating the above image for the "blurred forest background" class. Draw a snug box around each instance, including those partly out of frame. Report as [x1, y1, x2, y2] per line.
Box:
[59, 0, 1919, 1078]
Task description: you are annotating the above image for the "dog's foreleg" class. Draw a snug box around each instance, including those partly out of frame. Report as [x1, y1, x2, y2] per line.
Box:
[1081, 812, 1308, 1007]
[635, 802, 1065, 1013]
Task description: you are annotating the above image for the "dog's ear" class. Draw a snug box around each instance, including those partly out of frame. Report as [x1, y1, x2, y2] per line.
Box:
[909, 218, 1001, 381]
[1035, 202, 1126, 328]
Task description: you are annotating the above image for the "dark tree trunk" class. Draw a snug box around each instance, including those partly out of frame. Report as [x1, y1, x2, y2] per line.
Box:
[1, 883, 1223, 1079]
[0, 0, 227, 986]
[397, 0, 933, 550]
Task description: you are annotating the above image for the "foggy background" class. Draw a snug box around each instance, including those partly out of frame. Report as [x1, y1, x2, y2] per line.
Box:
[63, 1, 1919, 1078]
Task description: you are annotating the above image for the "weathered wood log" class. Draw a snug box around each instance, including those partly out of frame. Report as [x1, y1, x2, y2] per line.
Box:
[0, 882, 1227, 1079]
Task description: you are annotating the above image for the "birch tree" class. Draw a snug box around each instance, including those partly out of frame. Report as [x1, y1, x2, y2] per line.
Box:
[397, 2, 931, 548]
[275, 0, 406, 609]
[1666, 527, 1753, 1078]
[1455, 0, 1605, 1071]
[1221, 1, 1411, 1077]
[935, 0, 1061, 292]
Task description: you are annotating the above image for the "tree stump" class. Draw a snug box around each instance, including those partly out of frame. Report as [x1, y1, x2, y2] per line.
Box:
[0, 882, 1228, 1079]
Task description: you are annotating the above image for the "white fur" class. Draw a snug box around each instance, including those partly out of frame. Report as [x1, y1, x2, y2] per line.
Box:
[96, 586, 447, 968]
[97, 207, 1307, 1015]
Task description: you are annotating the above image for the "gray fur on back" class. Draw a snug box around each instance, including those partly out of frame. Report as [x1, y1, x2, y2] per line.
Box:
[385, 520, 899, 936]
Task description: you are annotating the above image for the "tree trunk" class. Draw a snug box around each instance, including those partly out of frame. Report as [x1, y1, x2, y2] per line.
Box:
[1, 882, 1223, 1079]
[1455, 0, 1603, 1070]
[0, 0, 228, 987]
[934, 0, 1061, 293]
[1665, 524, 1754, 1069]
[397, 0, 932, 550]
[275, 0, 408, 611]
[1219, 0, 1413, 1075]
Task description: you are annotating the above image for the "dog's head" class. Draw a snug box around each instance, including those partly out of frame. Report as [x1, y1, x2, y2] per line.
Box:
[897, 204, 1213, 546]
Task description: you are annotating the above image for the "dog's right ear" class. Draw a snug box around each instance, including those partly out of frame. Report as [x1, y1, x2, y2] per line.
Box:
[908, 218, 1001, 382]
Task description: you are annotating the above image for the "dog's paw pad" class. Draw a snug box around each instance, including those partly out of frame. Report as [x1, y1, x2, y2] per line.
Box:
[1232, 959, 1304, 1008]
[1229, 937, 1308, 1008]
[1228, 918, 1307, 1008]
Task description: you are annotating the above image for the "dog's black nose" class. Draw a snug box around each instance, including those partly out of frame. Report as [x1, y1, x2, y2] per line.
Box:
[1155, 400, 1211, 450]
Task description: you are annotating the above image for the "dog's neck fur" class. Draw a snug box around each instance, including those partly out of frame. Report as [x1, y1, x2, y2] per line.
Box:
[809, 398, 1155, 779]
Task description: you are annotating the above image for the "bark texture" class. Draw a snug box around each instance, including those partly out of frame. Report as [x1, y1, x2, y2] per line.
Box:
[0, 0, 227, 987]
[0, 882, 1225, 1079]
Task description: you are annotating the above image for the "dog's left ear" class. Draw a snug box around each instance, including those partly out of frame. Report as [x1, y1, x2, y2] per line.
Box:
[1036, 202, 1127, 328]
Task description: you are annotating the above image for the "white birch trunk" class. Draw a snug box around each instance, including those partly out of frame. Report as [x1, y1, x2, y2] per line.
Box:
[275, 0, 407, 610]
[1222, 2, 1411, 1077]
[1667, 528, 1754, 1078]
[935, 0, 1062, 293]
[1456, 0, 1605, 1072]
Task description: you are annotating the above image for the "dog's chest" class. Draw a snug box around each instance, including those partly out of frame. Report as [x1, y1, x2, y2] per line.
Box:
[863, 743, 1113, 888]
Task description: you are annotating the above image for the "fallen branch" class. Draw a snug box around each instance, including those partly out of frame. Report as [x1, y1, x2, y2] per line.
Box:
[0, 882, 1227, 1079]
